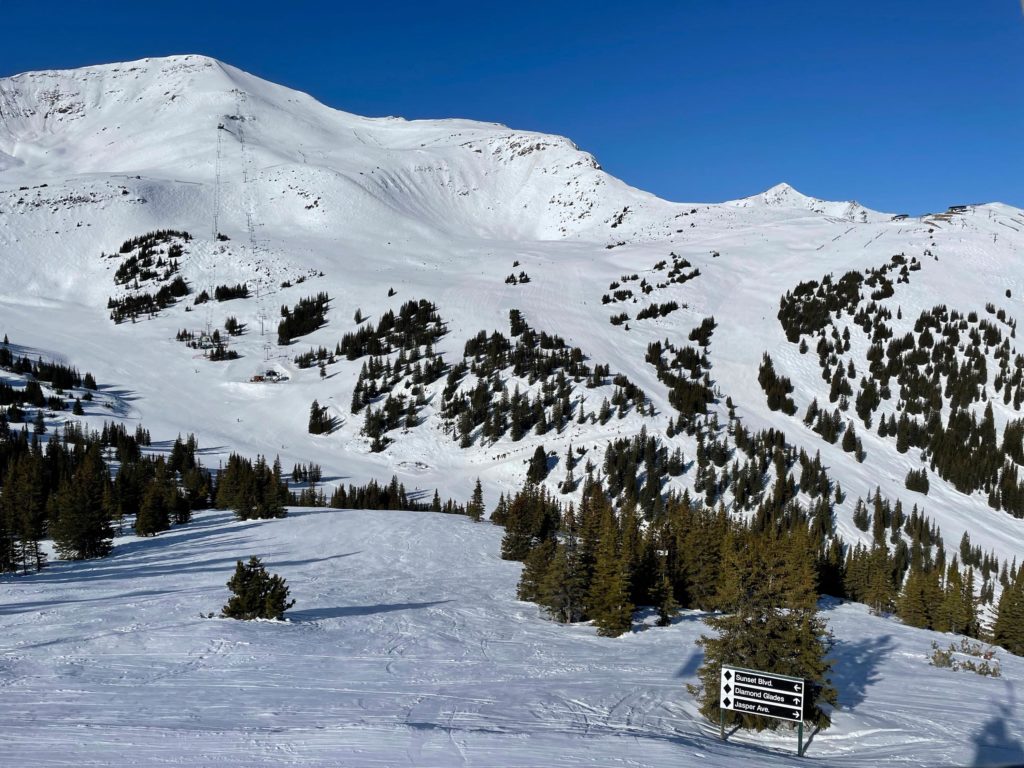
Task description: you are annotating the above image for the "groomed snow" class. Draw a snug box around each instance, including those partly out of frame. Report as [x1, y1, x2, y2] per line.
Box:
[1, 508, 1022, 767]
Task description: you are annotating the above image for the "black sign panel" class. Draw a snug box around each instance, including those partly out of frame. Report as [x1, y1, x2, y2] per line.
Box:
[720, 665, 805, 723]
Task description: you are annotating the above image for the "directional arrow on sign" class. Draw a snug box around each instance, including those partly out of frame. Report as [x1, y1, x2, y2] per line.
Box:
[727, 697, 804, 723]
[731, 684, 802, 708]
[729, 669, 805, 695]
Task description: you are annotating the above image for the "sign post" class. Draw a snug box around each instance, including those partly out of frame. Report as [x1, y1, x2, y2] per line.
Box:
[719, 665, 807, 757]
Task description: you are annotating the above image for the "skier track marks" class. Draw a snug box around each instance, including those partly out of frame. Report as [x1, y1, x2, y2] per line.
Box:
[3, 508, 1023, 767]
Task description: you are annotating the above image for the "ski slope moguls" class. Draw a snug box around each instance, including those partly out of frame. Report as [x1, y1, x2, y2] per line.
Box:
[1, 54, 1023, 766]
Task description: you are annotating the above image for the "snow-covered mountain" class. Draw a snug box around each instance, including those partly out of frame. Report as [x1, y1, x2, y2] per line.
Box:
[2, 55, 1024, 766]
[726, 181, 887, 223]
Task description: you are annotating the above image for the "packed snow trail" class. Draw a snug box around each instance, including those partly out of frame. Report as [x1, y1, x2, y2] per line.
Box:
[1, 508, 1021, 767]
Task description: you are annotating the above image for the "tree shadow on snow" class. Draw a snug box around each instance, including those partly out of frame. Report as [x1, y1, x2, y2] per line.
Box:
[827, 632, 894, 711]
[0, 588, 190, 615]
[27, 548, 263, 585]
[287, 506, 347, 519]
[971, 679, 1024, 768]
[290, 599, 452, 622]
[20, 513, 270, 585]
[676, 648, 704, 678]
[271, 552, 361, 568]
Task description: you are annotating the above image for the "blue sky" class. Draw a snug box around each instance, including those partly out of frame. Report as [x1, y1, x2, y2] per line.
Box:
[3, 1, 1021, 213]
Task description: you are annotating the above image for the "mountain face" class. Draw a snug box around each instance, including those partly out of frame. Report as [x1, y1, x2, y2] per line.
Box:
[0, 54, 677, 243]
[2, 53, 1024, 767]
[2, 53, 1024, 569]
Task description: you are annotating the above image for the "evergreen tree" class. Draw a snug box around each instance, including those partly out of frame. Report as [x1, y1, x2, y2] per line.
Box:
[841, 422, 857, 452]
[467, 478, 485, 522]
[691, 526, 836, 731]
[1, 453, 46, 572]
[526, 445, 550, 484]
[50, 444, 114, 560]
[896, 561, 937, 629]
[654, 556, 680, 626]
[135, 477, 171, 536]
[222, 556, 295, 620]
[490, 493, 508, 526]
[308, 400, 332, 434]
[500, 483, 559, 561]
[863, 543, 896, 614]
[517, 539, 555, 603]
[993, 569, 1024, 655]
[537, 504, 589, 623]
[934, 561, 978, 635]
[586, 505, 633, 636]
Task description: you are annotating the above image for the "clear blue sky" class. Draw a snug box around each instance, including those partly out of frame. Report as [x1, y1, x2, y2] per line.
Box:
[3, 1, 1021, 213]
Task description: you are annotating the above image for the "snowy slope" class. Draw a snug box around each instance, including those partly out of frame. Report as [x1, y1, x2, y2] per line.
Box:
[1, 54, 1024, 765]
[2, 508, 1021, 768]
[2, 57, 1023, 566]
[2, 54, 1023, 558]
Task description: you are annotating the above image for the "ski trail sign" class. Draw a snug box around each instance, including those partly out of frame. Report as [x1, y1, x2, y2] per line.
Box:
[719, 666, 804, 722]
[719, 665, 808, 756]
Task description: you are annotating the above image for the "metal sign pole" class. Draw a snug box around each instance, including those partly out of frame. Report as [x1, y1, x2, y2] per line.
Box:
[720, 708, 725, 740]
[798, 721, 804, 757]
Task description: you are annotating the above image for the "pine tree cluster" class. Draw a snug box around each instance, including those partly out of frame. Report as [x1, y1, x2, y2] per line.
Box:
[440, 310, 647, 447]
[307, 400, 336, 435]
[108, 277, 189, 323]
[338, 299, 446, 360]
[0, 342, 93, 391]
[646, 335, 715, 428]
[105, 231, 192, 323]
[326, 474, 466, 515]
[601, 254, 699, 307]
[777, 255, 1024, 520]
[214, 454, 289, 520]
[277, 292, 330, 345]
[0, 424, 209, 572]
[213, 283, 250, 302]
[905, 467, 930, 494]
[635, 301, 680, 321]
[777, 269, 863, 342]
[757, 352, 797, 415]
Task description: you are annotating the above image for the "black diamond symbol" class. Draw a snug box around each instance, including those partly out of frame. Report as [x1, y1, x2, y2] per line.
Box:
[723, 698, 731, 707]
[724, 684, 732, 694]
[724, 671, 732, 681]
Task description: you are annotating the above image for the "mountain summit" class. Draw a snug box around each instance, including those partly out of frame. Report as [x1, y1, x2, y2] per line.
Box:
[727, 181, 885, 222]
[0, 54, 684, 241]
